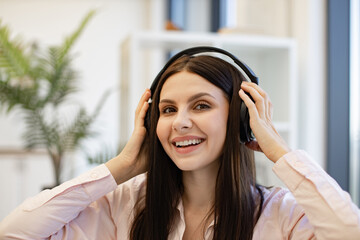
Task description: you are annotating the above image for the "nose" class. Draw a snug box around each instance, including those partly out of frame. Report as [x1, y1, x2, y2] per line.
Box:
[172, 109, 192, 132]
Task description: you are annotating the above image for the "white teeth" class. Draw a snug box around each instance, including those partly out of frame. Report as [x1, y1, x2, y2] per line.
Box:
[175, 139, 203, 147]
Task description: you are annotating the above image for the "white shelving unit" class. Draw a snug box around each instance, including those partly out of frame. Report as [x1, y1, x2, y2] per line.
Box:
[120, 31, 298, 187]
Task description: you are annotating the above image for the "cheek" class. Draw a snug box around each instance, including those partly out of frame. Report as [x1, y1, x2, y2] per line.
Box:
[209, 113, 228, 144]
[209, 119, 227, 140]
[156, 118, 168, 145]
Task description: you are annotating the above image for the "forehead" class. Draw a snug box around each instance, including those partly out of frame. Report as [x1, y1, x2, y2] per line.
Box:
[159, 71, 223, 98]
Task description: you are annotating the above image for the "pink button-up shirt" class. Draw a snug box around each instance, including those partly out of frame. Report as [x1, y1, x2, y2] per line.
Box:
[0, 150, 359, 239]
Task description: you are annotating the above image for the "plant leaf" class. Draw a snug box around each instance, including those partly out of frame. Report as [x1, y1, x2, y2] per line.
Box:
[0, 20, 32, 78]
[58, 10, 96, 64]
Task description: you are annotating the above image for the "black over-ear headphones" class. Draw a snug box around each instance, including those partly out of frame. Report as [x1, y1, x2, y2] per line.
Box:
[145, 46, 259, 143]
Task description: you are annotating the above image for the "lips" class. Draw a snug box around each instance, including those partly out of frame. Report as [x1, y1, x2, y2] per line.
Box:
[171, 136, 205, 152]
[174, 138, 204, 147]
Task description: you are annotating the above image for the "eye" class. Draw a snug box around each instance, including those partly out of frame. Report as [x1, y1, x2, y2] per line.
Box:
[194, 102, 211, 110]
[161, 106, 176, 114]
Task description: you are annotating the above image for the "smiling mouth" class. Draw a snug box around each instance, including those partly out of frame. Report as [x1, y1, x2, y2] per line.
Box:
[173, 139, 204, 148]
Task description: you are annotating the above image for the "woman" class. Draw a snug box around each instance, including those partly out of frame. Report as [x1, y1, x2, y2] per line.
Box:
[0, 50, 359, 240]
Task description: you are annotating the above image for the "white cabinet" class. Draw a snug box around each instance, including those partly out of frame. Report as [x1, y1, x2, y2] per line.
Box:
[120, 31, 297, 187]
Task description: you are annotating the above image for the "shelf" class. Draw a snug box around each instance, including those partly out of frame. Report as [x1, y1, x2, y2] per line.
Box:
[0, 148, 47, 157]
[128, 31, 296, 50]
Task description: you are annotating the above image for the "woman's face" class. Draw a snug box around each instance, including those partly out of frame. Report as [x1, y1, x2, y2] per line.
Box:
[156, 70, 229, 172]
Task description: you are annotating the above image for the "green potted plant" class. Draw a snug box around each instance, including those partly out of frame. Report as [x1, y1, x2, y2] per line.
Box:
[0, 10, 109, 186]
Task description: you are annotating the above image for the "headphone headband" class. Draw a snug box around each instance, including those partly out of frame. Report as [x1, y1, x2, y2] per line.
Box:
[146, 46, 257, 143]
[149, 46, 258, 93]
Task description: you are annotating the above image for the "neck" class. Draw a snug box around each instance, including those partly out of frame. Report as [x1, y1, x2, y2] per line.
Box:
[181, 161, 219, 209]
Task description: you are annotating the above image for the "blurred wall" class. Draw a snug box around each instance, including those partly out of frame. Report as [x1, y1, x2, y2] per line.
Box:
[291, 0, 327, 168]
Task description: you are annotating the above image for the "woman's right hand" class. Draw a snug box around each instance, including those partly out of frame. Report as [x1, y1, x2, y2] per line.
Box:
[105, 89, 151, 185]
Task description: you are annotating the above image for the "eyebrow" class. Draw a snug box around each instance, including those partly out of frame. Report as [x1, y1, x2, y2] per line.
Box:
[159, 92, 215, 104]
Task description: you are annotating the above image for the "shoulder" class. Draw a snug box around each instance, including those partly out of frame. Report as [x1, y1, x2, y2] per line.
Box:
[109, 173, 147, 202]
[254, 186, 315, 239]
[260, 186, 303, 216]
[259, 186, 312, 231]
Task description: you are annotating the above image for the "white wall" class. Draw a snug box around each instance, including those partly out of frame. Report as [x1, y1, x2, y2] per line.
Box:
[291, 0, 327, 167]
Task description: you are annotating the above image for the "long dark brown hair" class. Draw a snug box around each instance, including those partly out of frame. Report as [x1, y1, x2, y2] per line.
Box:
[130, 55, 263, 239]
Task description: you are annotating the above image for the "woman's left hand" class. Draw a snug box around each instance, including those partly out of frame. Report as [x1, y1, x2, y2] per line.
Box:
[239, 81, 290, 163]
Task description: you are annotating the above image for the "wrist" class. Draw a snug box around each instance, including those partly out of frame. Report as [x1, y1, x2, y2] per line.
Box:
[105, 155, 137, 185]
[271, 147, 290, 163]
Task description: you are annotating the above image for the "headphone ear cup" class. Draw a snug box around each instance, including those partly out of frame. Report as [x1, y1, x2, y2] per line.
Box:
[144, 104, 152, 132]
[239, 98, 253, 143]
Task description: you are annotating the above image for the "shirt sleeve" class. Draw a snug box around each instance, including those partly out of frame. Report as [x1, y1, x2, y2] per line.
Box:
[0, 164, 118, 240]
[273, 150, 360, 240]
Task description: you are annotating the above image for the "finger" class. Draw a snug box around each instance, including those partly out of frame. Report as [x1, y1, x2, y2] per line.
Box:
[267, 100, 273, 120]
[138, 101, 149, 123]
[135, 101, 150, 130]
[240, 83, 266, 118]
[241, 82, 272, 120]
[135, 89, 151, 118]
[241, 81, 267, 98]
[239, 89, 259, 120]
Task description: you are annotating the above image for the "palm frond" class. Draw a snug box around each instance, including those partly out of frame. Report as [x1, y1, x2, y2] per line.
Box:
[22, 109, 60, 150]
[58, 10, 96, 64]
[0, 78, 40, 112]
[39, 47, 78, 106]
[57, 88, 112, 157]
[0, 20, 31, 78]
[91, 88, 113, 120]
[59, 107, 95, 152]
[86, 144, 122, 165]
